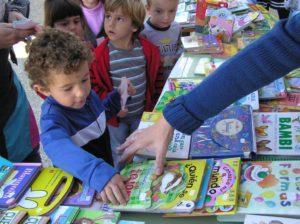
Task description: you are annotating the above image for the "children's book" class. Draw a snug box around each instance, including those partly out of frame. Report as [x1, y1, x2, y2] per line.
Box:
[285, 68, 300, 93]
[254, 112, 300, 155]
[164, 157, 241, 217]
[168, 78, 202, 91]
[237, 36, 257, 50]
[229, 2, 249, 13]
[73, 208, 120, 224]
[237, 160, 300, 216]
[259, 78, 287, 100]
[0, 163, 41, 208]
[13, 167, 74, 216]
[175, 11, 190, 24]
[181, 34, 223, 54]
[136, 112, 191, 159]
[233, 12, 260, 33]
[154, 90, 188, 112]
[259, 93, 300, 112]
[50, 206, 80, 224]
[112, 160, 206, 213]
[211, 43, 238, 58]
[0, 210, 27, 223]
[0, 156, 14, 187]
[190, 105, 256, 159]
[22, 216, 50, 224]
[63, 179, 95, 207]
[244, 214, 300, 224]
[194, 57, 225, 76]
[233, 91, 259, 110]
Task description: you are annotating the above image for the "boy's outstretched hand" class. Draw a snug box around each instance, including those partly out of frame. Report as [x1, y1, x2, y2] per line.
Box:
[97, 174, 129, 205]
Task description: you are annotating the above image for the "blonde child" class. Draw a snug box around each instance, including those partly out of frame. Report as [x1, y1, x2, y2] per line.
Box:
[141, 0, 182, 81]
[90, 0, 162, 168]
[25, 28, 135, 205]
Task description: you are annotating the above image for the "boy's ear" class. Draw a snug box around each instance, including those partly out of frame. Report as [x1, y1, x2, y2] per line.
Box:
[33, 84, 51, 97]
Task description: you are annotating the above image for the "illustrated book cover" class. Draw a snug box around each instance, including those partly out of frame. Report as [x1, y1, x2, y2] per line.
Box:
[50, 206, 80, 224]
[254, 112, 300, 155]
[190, 105, 256, 159]
[259, 78, 287, 100]
[244, 214, 300, 224]
[136, 112, 191, 159]
[154, 90, 188, 112]
[0, 210, 27, 224]
[0, 156, 14, 187]
[22, 216, 50, 224]
[73, 208, 120, 224]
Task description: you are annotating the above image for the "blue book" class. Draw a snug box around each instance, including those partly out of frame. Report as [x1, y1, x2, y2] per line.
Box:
[0, 156, 14, 187]
[189, 105, 256, 159]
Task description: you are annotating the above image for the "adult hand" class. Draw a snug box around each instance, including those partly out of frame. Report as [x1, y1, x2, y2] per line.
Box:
[118, 116, 174, 176]
[97, 174, 129, 205]
[0, 23, 35, 49]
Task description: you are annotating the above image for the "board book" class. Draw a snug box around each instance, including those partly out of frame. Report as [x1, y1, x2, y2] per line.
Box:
[189, 105, 256, 159]
[73, 208, 120, 224]
[111, 159, 206, 213]
[254, 112, 300, 156]
[136, 112, 191, 159]
[50, 206, 80, 224]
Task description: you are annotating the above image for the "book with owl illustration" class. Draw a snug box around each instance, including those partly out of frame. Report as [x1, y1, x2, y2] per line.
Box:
[237, 160, 300, 216]
[259, 78, 287, 100]
[111, 159, 206, 213]
[244, 214, 300, 224]
[254, 112, 300, 155]
[73, 208, 120, 224]
[0, 163, 42, 208]
[154, 90, 188, 112]
[190, 105, 256, 159]
[136, 112, 191, 159]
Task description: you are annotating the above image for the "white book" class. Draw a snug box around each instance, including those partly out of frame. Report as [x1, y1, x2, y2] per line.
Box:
[244, 215, 300, 224]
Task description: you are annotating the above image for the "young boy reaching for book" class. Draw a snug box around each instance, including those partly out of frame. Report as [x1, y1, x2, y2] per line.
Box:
[141, 0, 182, 81]
[90, 0, 161, 169]
[25, 28, 135, 205]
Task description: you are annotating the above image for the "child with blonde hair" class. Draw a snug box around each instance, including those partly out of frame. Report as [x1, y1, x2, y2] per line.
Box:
[90, 0, 162, 169]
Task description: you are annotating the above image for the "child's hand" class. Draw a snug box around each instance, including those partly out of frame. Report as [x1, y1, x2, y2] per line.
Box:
[127, 80, 136, 96]
[117, 108, 128, 118]
[96, 174, 129, 205]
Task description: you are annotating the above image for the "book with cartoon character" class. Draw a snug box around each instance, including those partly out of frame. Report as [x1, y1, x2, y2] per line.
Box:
[12, 167, 74, 216]
[154, 90, 188, 112]
[50, 206, 80, 224]
[73, 208, 120, 224]
[63, 179, 95, 207]
[112, 160, 206, 213]
[254, 112, 300, 155]
[190, 105, 256, 159]
[244, 214, 300, 224]
[0, 156, 14, 187]
[259, 78, 287, 100]
[136, 112, 191, 159]
[0, 163, 41, 208]
[237, 160, 300, 216]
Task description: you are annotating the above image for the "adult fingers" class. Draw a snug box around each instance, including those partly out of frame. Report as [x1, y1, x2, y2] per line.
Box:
[105, 187, 118, 205]
[155, 148, 166, 176]
[119, 143, 140, 164]
[112, 185, 127, 205]
[117, 130, 139, 152]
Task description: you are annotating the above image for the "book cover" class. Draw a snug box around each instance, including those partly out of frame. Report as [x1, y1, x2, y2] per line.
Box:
[13, 167, 74, 216]
[73, 208, 120, 224]
[194, 57, 225, 76]
[211, 43, 238, 59]
[22, 216, 50, 224]
[63, 179, 95, 207]
[285, 68, 300, 93]
[0, 210, 27, 224]
[168, 78, 202, 91]
[254, 112, 300, 155]
[154, 90, 188, 112]
[259, 78, 287, 100]
[244, 214, 300, 224]
[112, 160, 206, 213]
[233, 12, 260, 33]
[259, 93, 300, 112]
[237, 160, 300, 216]
[136, 112, 191, 159]
[0, 156, 14, 187]
[233, 91, 259, 111]
[190, 105, 256, 159]
[50, 206, 80, 224]
[0, 163, 41, 208]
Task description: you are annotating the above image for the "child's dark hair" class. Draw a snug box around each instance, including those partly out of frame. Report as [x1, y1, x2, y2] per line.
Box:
[44, 0, 84, 27]
[25, 28, 92, 88]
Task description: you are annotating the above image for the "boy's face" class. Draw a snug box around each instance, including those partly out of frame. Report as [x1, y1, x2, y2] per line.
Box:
[54, 16, 84, 41]
[36, 61, 91, 109]
[147, 0, 179, 28]
[104, 8, 138, 45]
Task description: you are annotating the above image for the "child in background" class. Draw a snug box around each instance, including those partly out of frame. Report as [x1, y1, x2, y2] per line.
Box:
[141, 0, 182, 81]
[77, 0, 105, 46]
[44, 0, 95, 48]
[90, 0, 161, 168]
[25, 28, 135, 205]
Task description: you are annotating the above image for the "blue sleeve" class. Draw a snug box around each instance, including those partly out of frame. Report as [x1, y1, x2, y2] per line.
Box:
[101, 89, 121, 119]
[164, 14, 300, 135]
[40, 114, 117, 192]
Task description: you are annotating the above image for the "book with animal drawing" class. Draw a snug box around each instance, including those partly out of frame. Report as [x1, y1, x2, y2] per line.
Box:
[254, 112, 300, 155]
[244, 214, 300, 224]
[189, 105, 256, 159]
[0, 163, 42, 208]
[136, 112, 191, 159]
[73, 208, 120, 224]
[237, 160, 300, 216]
[111, 159, 206, 213]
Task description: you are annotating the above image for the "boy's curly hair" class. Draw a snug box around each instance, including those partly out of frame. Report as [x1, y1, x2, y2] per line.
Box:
[25, 28, 92, 88]
[105, 0, 146, 37]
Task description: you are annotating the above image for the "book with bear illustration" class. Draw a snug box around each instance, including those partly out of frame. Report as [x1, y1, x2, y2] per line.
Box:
[111, 160, 206, 213]
[254, 112, 300, 155]
[189, 105, 256, 159]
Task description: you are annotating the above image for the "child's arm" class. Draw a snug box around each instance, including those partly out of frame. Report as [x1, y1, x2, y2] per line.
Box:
[40, 114, 117, 193]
